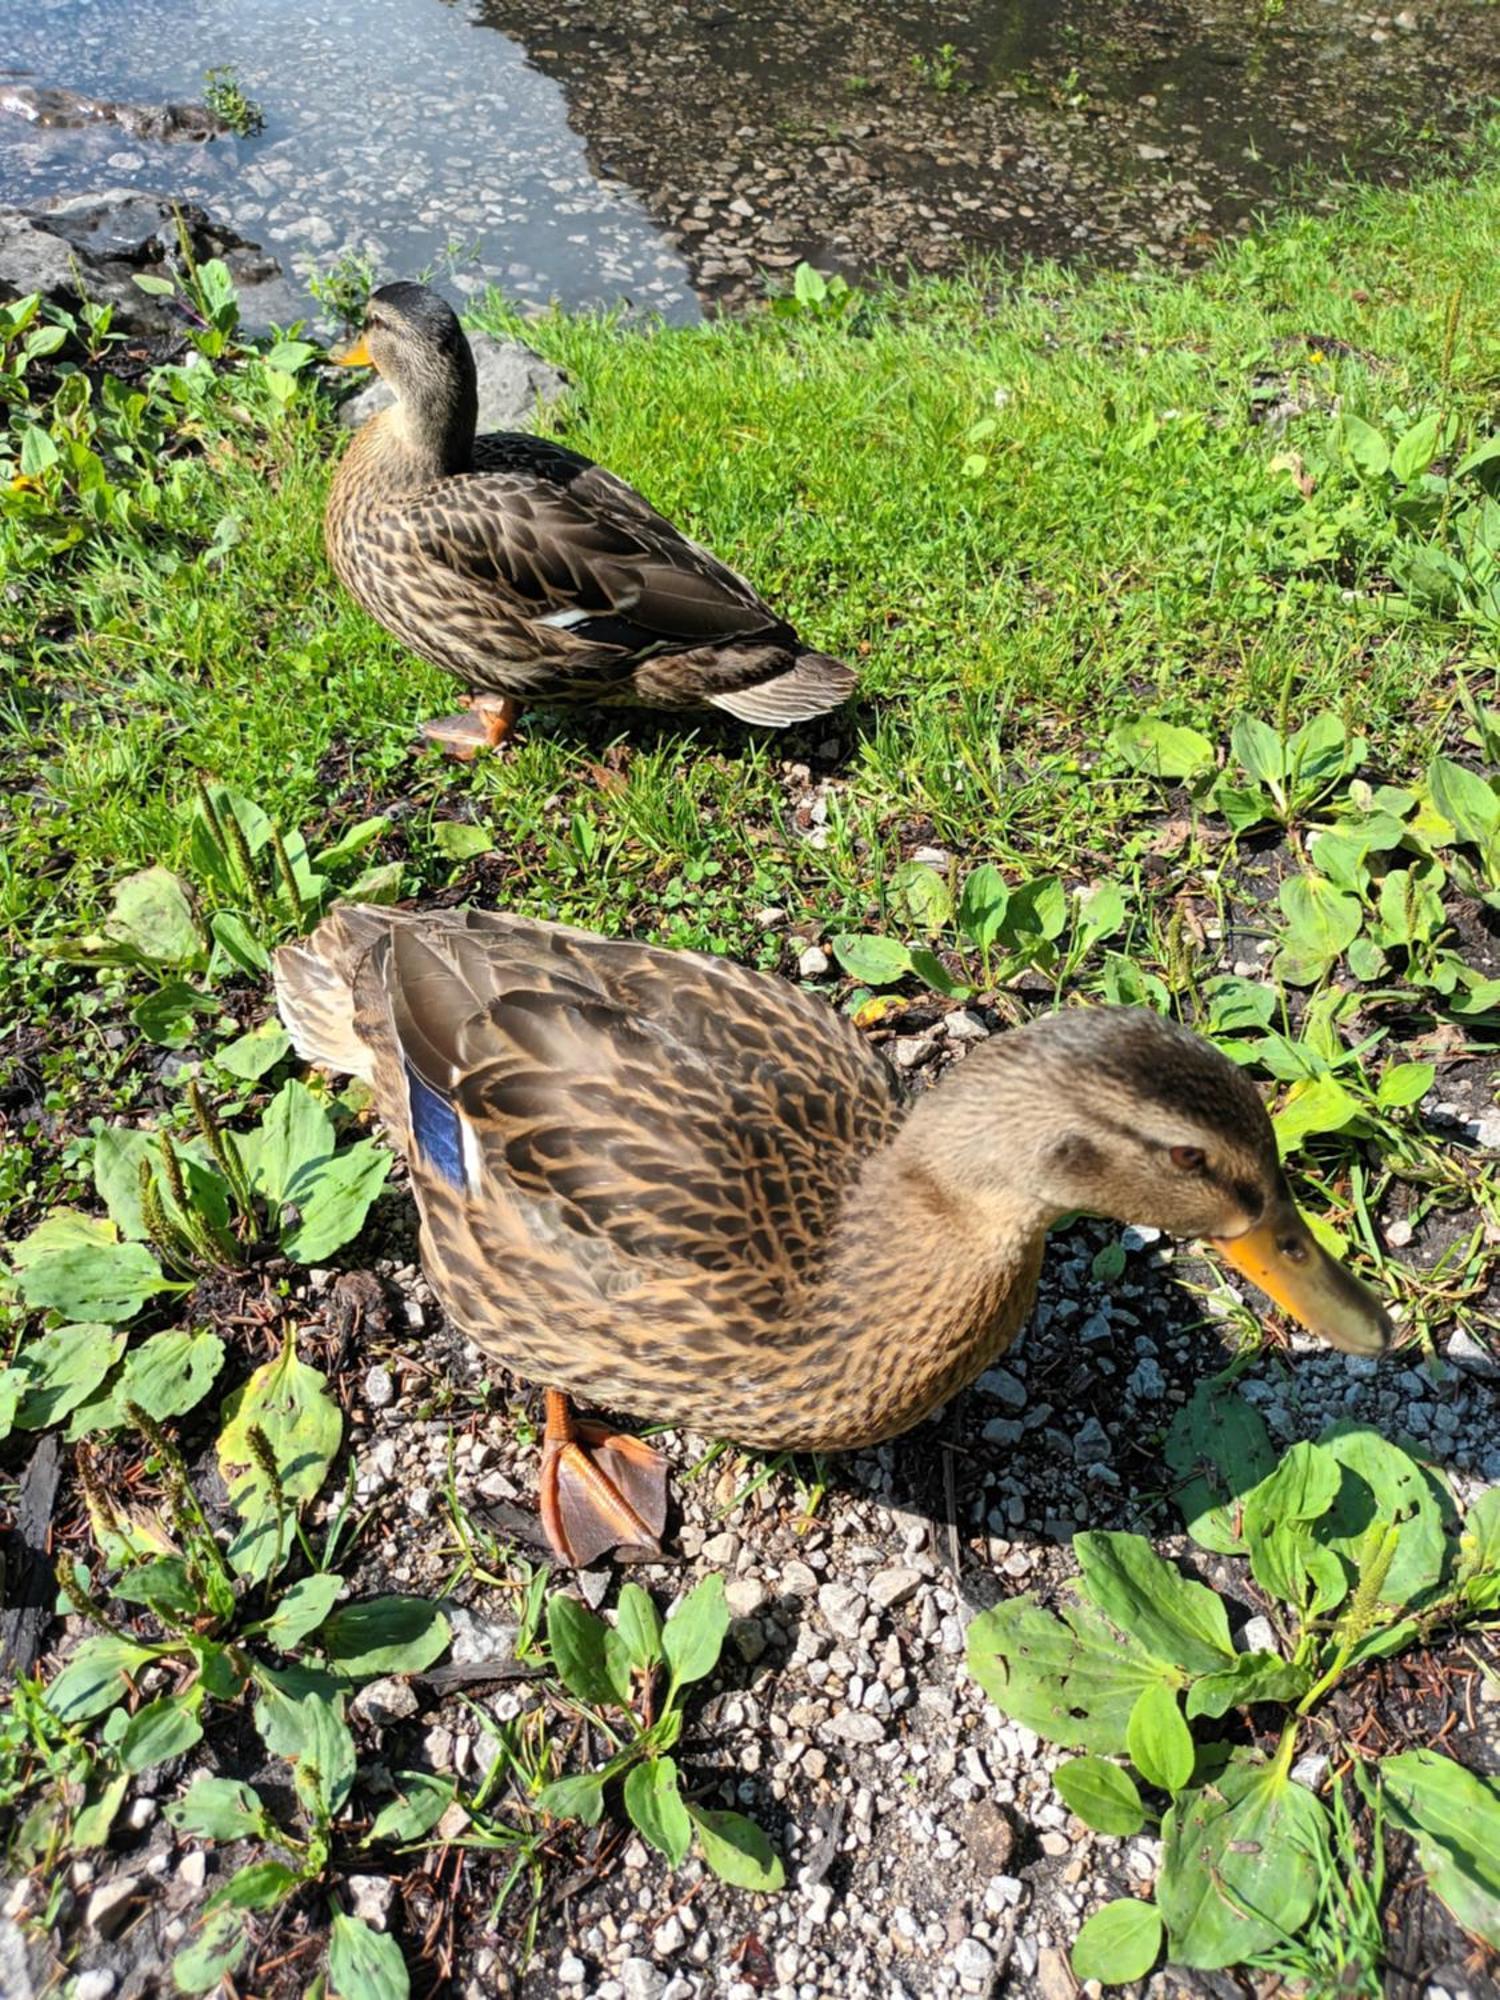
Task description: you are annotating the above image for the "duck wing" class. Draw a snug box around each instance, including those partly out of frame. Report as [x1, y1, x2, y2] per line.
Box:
[388, 453, 791, 669]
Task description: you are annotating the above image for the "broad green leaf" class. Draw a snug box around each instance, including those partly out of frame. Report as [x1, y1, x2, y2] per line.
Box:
[218, 1334, 341, 1580]
[1390, 411, 1443, 484]
[329, 1913, 411, 2000]
[11, 1322, 126, 1427]
[1006, 874, 1067, 943]
[1243, 1442, 1346, 1615]
[1312, 1425, 1451, 1610]
[1287, 712, 1357, 790]
[15, 1236, 172, 1323]
[1377, 1060, 1435, 1109]
[536, 1772, 605, 1824]
[173, 1909, 248, 1994]
[956, 864, 1010, 949]
[1275, 873, 1361, 984]
[1376, 865, 1445, 947]
[1163, 1383, 1277, 1553]
[831, 934, 913, 987]
[431, 820, 493, 860]
[167, 1777, 270, 1842]
[314, 814, 391, 870]
[1126, 1684, 1194, 1794]
[616, 1582, 664, 1672]
[253, 1079, 336, 1206]
[547, 1594, 616, 1706]
[1338, 412, 1390, 478]
[45, 1634, 162, 1725]
[1382, 1750, 1500, 1950]
[887, 859, 953, 934]
[687, 1805, 785, 1891]
[1075, 881, 1127, 950]
[119, 1693, 204, 1774]
[1428, 755, 1500, 847]
[907, 946, 970, 999]
[966, 1597, 1186, 1754]
[112, 1556, 201, 1620]
[315, 1596, 450, 1678]
[1231, 716, 1285, 788]
[663, 1574, 729, 1690]
[1109, 716, 1215, 781]
[216, 1023, 293, 1080]
[72, 1773, 129, 1852]
[282, 1139, 391, 1261]
[1071, 1898, 1163, 1985]
[624, 1755, 693, 1866]
[1272, 1075, 1363, 1156]
[208, 1859, 300, 1912]
[255, 1683, 356, 1817]
[1185, 1652, 1311, 1719]
[348, 860, 404, 904]
[92, 1125, 157, 1239]
[1346, 935, 1388, 983]
[1202, 977, 1278, 1039]
[71, 1326, 227, 1438]
[1458, 1489, 1500, 1611]
[210, 910, 270, 976]
[9, 1208, 120, 1268]
[1054, 1757, 1145, 1836]
[367, 1772, 458, 1844]
[105, 866, 203, 965]
[133, 979, 221, 1049]
[1160, 1751, 1328, 1968]
[1213, 780, 1273, 832]
[262, 1572, 344, 1651]
[1074, 1531, 1235, 1673]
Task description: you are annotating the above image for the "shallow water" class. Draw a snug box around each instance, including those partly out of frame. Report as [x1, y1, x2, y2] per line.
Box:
[1, 0, 698, 321]
[3, 0, 1497, 323]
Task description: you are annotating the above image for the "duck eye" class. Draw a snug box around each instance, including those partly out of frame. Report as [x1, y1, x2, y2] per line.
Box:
[1169, 1144, 1207, 1172]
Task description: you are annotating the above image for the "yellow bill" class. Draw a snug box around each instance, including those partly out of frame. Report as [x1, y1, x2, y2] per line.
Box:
[329, 333, 372, 367]
[1211, 1195, 1393, 1355]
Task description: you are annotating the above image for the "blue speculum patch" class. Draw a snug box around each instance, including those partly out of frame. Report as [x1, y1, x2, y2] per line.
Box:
[405, 1060, 466, 1190]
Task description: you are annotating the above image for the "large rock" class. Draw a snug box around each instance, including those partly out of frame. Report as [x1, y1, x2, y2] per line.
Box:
[0, 190, 299, 337]
[337, 331, 568, 432]
[0, 83, 224, 143]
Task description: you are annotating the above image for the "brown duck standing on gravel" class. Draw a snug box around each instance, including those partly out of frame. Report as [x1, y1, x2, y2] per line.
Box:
[324, 281, 856, 755]
[275, 904, 1394, 1568]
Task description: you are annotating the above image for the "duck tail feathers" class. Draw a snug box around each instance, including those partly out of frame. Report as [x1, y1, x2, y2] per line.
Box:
[707, 650, 857, 726]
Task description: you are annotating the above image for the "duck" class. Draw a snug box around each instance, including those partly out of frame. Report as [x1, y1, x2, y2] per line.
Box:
[324, 282, 856, 755]
[274, 905, 1393, 1565]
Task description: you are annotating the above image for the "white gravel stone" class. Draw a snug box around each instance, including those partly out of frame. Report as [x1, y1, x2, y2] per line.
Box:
[817, 1581, 867, 1639]
[621, 1961, 668, 2000]
[869, 1566, 923, 1612]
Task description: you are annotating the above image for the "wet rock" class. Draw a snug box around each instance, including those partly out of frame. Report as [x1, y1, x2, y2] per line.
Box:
[0, 189, 298, 336]
[0, 84, 226, 143]
[336, 330, 568, 432]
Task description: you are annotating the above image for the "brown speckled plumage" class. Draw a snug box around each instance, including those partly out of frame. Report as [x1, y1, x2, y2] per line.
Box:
[325, 282, 856, 726]
[274, 906, 1393, 1461]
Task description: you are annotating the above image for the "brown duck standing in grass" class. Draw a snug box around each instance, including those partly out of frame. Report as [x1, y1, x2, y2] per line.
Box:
[275, 905, 1394, 1567]
[324, 282, 856, 755]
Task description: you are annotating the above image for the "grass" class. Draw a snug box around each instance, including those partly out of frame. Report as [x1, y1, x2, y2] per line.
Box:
[3, 123, 1500, 1996]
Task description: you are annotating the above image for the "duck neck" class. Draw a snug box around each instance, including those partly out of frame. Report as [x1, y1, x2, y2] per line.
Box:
[380, 365, 478, 484]
[789, 1093, 1062, 1452]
